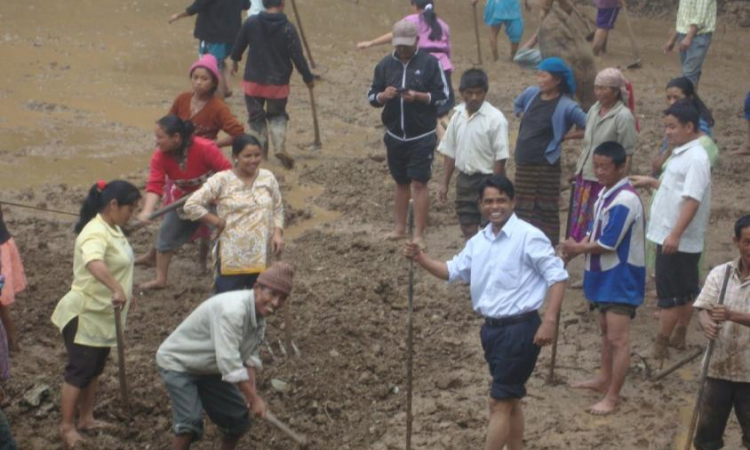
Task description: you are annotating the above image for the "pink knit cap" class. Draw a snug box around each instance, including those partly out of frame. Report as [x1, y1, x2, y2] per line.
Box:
[189, 54, 221, 82]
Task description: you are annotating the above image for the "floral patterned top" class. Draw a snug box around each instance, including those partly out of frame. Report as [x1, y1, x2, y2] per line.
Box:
[184, 169, 284, 275]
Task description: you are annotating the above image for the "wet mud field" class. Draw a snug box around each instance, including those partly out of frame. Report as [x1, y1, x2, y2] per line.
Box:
[1, 0, 750, 448]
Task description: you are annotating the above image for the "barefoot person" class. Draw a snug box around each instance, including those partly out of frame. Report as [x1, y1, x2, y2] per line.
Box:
[473, 0, 528, 61]
[404, 175, 568, 450]
[156, 262, 293, 450]
[367, 19, 448, 246]
[50, 181, 141, 449]
[230, 0, 315, 169]
[561, 142, 645, 415]
[138, 115, 232, 290]
[630, 101, 712, 360]
[168, 0, 249, 98]
[591, 0, 622, 55]
[438, 68, 509, 239]
[693, 215, 750, 450]
[184, 134, 284, 293]
[357, 0, 455, 140]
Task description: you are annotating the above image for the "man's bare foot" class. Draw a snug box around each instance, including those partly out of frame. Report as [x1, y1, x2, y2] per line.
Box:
[61, 426, 84, 449]
[571, 378, 610, 393]
[134, 250, 156, 267]
[588, 397, 619, 415]
[139, 279, 168, 290]
[384, 231, 406, 241]
[78, 419, 116, 432]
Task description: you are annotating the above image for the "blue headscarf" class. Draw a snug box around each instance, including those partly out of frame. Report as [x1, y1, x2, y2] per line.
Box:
[537, 57, 576, 97]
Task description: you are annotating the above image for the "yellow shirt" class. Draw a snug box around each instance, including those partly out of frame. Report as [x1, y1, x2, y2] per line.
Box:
[184, 169, 284, 275]
[51, 214, 134, 347]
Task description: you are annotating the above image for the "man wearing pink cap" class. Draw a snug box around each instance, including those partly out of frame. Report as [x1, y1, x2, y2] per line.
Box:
[157, 262, 294, 449]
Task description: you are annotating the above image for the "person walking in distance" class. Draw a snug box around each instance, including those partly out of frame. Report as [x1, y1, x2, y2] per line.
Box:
[367, 19, 448, 247]
[231, 0, 315, 170]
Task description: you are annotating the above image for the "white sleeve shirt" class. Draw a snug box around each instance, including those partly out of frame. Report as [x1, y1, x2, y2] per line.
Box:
[446, 214, 569, 318]
[437, 101, 510, 175]
[646, 138, 712, 253]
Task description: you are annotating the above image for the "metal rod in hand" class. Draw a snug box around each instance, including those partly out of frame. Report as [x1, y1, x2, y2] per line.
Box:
[266, 411, 308, 447]
[127, 196, 190, 233]
[0, 200, 78, 217]
[406, 199, 415, 450]
[114, 306, 130, 416]
[620, 0, 643, 68]
[471, 3, 483, 65]
[651, 347, 704, 382]
[548, 181, 576, 384]
[308, 86, 322, 149]
[290, 0, 316, 69]
[684, 265, 733, 450]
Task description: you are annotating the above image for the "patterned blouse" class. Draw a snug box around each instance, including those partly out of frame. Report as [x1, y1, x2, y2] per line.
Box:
[184, 169, 284, 275]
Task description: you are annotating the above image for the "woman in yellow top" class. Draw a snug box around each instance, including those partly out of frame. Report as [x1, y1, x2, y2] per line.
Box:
[50, 180, 141, 449]
[185, 134, 284, 293]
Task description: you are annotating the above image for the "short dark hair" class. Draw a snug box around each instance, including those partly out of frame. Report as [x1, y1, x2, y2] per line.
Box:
[459, 68, 489, 92]
[231, 134, 263, 157]
[478, 175, 515, 200]
[593, 141, 627, 168]
[664, 100, 700, 131]
[735, 215, 750, 239]
[263, 0, 283, 8]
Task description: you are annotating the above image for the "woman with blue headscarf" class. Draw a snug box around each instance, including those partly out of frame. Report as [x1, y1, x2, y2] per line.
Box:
[513, 57, 586, 246]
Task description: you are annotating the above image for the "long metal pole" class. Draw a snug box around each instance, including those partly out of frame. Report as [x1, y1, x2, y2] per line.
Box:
[289, 0, 316, 69]
[406, 199, 415, 450]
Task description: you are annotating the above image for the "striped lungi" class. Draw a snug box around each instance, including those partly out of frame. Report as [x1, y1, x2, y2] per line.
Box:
[514, 163, 562, 245]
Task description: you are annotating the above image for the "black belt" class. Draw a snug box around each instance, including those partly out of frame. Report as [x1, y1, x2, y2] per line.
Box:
[484, 311, 538, 327]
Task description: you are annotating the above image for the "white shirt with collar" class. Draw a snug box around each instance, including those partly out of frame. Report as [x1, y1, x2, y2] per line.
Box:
[156, 290, 266, 383]
[647, 138, 712, 253]
[438, 101, 510, 175]
[446, 214, 569, 318]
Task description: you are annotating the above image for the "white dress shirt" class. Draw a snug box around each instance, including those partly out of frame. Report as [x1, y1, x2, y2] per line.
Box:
[438, 101, 510, 175]
[446, 214, 569, 318]
[647, 138, 712, 253]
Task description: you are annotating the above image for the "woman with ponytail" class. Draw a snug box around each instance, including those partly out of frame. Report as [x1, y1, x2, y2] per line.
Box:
[137, 115, 232, 290]
[357, 0, 455, 137]
[51, 180, 141, 449]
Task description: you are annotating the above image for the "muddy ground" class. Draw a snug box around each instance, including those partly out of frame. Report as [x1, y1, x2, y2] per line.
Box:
[1, 0, 750, 449]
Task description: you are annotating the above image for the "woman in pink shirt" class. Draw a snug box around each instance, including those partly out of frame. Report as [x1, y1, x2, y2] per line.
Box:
[137, 115, 232, 290]
[356, 0, 455, 137]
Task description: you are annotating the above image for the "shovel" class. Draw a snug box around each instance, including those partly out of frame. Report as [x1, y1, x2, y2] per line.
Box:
[621, 0, 642, 69]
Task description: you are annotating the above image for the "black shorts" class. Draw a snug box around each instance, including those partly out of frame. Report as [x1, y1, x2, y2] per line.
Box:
[655, 245, 701, 309]
[62, 317, 111, 389]
[384, 133, 436, 185]
[480, 311, 541, 400]
[589, 301, 637, 319]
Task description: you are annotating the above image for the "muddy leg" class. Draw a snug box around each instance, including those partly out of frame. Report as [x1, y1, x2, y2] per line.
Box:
[135, 246, 157, 267]
[60, 382, 85, 449]
[141, 251, 172, 290]
[734, 381, 750, 449]
[0, 305, 19, 352]
[484, 398, 517, 450]
[489, 26, 501, 62]
[591, 312, 631, 415]
[592, 28, 609, 55]
[172, 434, 194, 450]
[390, 183, 410, 240]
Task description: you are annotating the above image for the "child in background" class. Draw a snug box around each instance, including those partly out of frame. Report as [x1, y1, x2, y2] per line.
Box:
[474, 0, 528, 61]
[0, 205, 26, 353]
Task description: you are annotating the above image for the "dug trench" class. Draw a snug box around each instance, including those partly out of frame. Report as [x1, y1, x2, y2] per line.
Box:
[2, 0, 750, 449]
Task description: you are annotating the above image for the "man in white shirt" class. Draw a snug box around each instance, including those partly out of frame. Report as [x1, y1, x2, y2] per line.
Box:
[439, 68, 510, 239]
[156, 262, 293, 450]
[405, 175, 568, 450]
[248, 0, 265, 17]
[631, 101, 712, 359]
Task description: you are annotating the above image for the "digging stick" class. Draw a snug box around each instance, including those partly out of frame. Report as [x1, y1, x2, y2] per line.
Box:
[651, 347, 704, 382]
[266, 411, 308, 447]
[471, 3, 483, 65]
[114, 306, 131, 416]
[0, 200, 78, 217]
[620, 0, 642, 69]
[308, 86, 322, 150]
[548, 181, 576, 384]
[406, 199, 415, 450]
[684, 265, 733, 450]
[289, 0, 316, 69]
